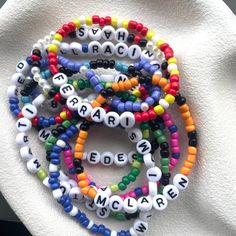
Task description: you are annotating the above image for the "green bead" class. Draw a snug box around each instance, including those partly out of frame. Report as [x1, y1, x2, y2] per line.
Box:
[131, 168, 140, 177]
[47, 135, 57, 144]
[132, 160, 141, 169]
[116, 212, 126, 221]
[37, 169, 47, 181]
[142, 129, 150, 139]
[84, 79, 91, 88]
[118, 182, 127, 191]
[157, 135, 167, 144]
[154, 130, 162, 138]
[110, 184, 119, 192]
[100, 81, 106, 88]
[116, 92, 122, 97]
[45, 142, 53, 151]
[105, 82, 112, 89]
[140, 122, 149, 130]
[161, 165, 169, 174]
[129, 94, 136, 102]
[122, 92, 129, 100]
[158, 185, 164, 194]
[161, 158, 169, 166]
[77, 79, 86, 89]
[62, 120, 71, 128]
[122, 176, 130, 185]
[127, 174, 136, 182]
[70, 119, 78, 125]
[68, 79, 73, 85]
[136, 153, 144, 163]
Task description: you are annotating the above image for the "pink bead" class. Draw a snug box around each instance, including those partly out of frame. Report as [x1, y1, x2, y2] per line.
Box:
[130, 192, 136, 198]
[142, 186, 149, 195]
[68, 163, 74, 169]
[172, 147, 180, 153]
[165, 120, 174, 127]
[171, 139, 179, 147]
[157, 182, 160, 187]
[64, 150, 72, 157]
[171, 132, 179, 139]
[121, 196, 125, 201]
[162, 112, 169, 121]
[170, 158, 179, 166]
[64, 158, 71, 165]
[169, 164, 174, 171]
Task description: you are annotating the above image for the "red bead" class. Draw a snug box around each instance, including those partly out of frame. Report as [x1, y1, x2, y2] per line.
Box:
[55, 116, 63, 123]
[31, 117, 38, 126]
[170, 75, 179, 83]
[99, 17, 105, 27]
[165, 52, 174, 60]
[49, 58, 58, 66]
[134, 35, 141, 44]
[139, 86, 147, 95]
[167, 89, 177, 96]
[170, 82, 179, 91]
[136, 23, 143, 32]
[66, 110, 72, 120]
[49, 65, 59, 75]
[54, 93, 61, 102]
[62, 24, 70, 34]
[141, 112, 149, 122]
[18, 112, 23, 118]
[164, 47, 173, 54]
[134, 112, 142, 123]
[148, 109, 157, 120]
[31, 55, 40, 61]
[92, 15, 100, 24]
[140, 27, 148, 36]
[128, 20, 137, 30]
[57, 28, 66, 37]
[105, 16, 111, 25]
[160, 43, 169, 51]
[68, 22, 76, 32]
[48, 52, 57, 59]
[103, 105, 111, 113]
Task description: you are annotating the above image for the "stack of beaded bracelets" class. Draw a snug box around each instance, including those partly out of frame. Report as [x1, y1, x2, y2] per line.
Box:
[8, 15, 198, 236]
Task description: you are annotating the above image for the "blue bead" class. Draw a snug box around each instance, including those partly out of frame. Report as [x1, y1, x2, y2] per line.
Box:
[90, 224, 98, 233]
[82, 219, 89, 227]
[78, 213, 86, 223]
[132, 102, 141, 111]
[121, 65, 128, 73]
[9, 97, 19, 104]
[125, 231, 131, 236]
[65, 130, 74, 138]
[10, 104, 18, 111]
[124, 101, 133, 111]
[172, 153, 180, 159]
[52, 145, 62, 153]
[139, 59, 148, 68]
[48, 177, 57, 184]
[26, 56, 32, 65]
[49, 171, 60, 178]
[50, 152, 59, 159]
[144, 62, 151, 71]
[168, 125, 177, 133]
[117, 102, 125, 112]
[13, 109, 20, 116]
[74, 62, 82, 71]
[50, 182, 60, 190]
[104, 228, 111, 236]
[118, 231, 126, 236]
[86, 70, 95, 79]
[64, 144, 70, 150]
[97, 224, 105, 234]
[111, 98, 120, 109]
[51, 159, 60, 165]
[64, 204, 73, 213]
[68, 168, 75, 175]
[60, 134, 69, 141]
[63, 198, 72, 208]
[67, 62, 76, 71]
[90, 75, 100, 87]
[74, 211, 82, 220]
[149, 65, 158, 74]
[57, 195, 67, 204]
[94, 84, 103, 93]
[38, 116, 44, 126]
[134, 187, 143, 197]
[49, 117, 56, 125]
[42, 119, 50, 127]
[115, 62, 122, 71]
[145, 97, 155, 106]
[89, 182, 96, 186]
[82, 44, 88, 53]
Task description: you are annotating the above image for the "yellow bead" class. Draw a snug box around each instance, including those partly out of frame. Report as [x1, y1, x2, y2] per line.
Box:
[122, 20, 129, 28]
[168, 57, 177, 64]
[85, 16, 92, 26]
[154, 105, 164, 115]
[136, 98, 142, 102]
[60, 111, 67, 120]
[156, 39, 166, 48]
[170, 69, 180, 76]
[147, 31, 155, 40]
[110, 184, 119, 193]
[111, 18, 118, 27]
[142, 129, 150, 139]
[132, 89, 141, 97]
[54, 33, 63, 42]
[48, 44, 59, 53]
[164, 94, 175, 104]
[72, 19, 81, 28]
[73, 80, 78, 90]
[132, 160, 141, 169]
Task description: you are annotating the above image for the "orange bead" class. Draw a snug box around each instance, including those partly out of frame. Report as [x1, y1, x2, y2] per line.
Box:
[96, 95, 106, 104]
[152, 75, 160, 85]
[185, 117, 194, 126]
[185, 125, 196, 132]
[79, 130, 88, 139]
[118, 81, 125, 91]
[124, 80, 132, 90]
[81, 186, 90, 195]
[88, 188, 97, 199]
[75, 144, 83, 152]
[130, 78, 138, 87]
[112, 83, 119, 92]
[163, 83, 170, 92]
[179, 104, 189, 113]
[78, 180, 89, 188]
[74, 152, 84, 159]
[92, 100, 101, 108]
[188, 146, 197, 155]
[180, 167, 191, 176]
[187, 154, 196, 163]
[184, 160, 193, 169]
[76, 137, 85, 145]
[159, 78, 168, 87]
[77, 172, 87, 180]
[182, 111, 191, 120]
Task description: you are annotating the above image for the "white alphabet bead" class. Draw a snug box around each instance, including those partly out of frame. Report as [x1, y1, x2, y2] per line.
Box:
[163, 185, 179, 201]
[69, 187, 83, 201]
[11, 73, 25, 86]
[128, 128, 143, 143]
[96, 206, 110, 219]
[143, 153, 155, 168]
[66, 95, 81, 111]
[133, 219, 148, 234]
[60, 84, 75, 98]
[120, 112, 135, 128]
[70, 42, 82, 55]
[85, 200, 97, 211]
[115, 28, 128, 42]
[16, 132, 28, 146]
[114, 153, 128, 167]
[88, 41, 102, 56]
[146, 166, 162, 182]
[141, 50, 154, 61]
[91, 107, 106, 123]
[89, 27, 102, 40]
[7, 85, 18, 98]
[102, 42, 115, 57]
[76, 26, 89, 40]
[109, 195, 124, 212]
[123, 197, 138, 214]
[87, 150, 100, 164]
[128, 45, 142, 59]
[137, 196, 153, 212]
[102, 26, 115, 40]
[77, 102, 93, 117]
[139, 211, 153, 222]
[98, 186, 112, 197]
[52, 73, 68, 87]
[59, 181, 71, 195]
[136, 139, 151, 155]
[16, 118, 32, 132]
[22, 104, 37, 119]
[115, 42, 128, 57]
[104, 112, 120, 127]
[100, 152, 114, 166]
[173, 174, 189, 190]
[20, 145, 33, 161]
[26, 157, 41, 173]
[16, 60, 30, 74]
[128, 151, 138, 164]
[59, 42, 71, 54]
[94, 192, 109, 208]
[152, 194, 168, 211]
[114, 74, 128, 83]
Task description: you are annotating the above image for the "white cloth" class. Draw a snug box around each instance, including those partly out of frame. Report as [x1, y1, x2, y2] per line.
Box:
[0, 0, 236, 235]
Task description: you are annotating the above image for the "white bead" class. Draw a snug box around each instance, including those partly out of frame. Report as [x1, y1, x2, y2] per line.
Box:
[33, 43, 41, 49]
[85, 199, 97, 211]
[66, 95, 81, 111]
[148, 181, 158, 197]
[56, 139, 66, 148]
[32, 94, 46, 107]
[79, 66, 88, 74]
[60, 84, 75, 98]
[115, 28, 129, 42]
[128, 128, 143, 143]
[129, 228, 138, 236]
[31, 67, 40, 75]
[115, 42, 128, 57]
[143, 153, 155, 168]
[87, 150, 100, 164]
[69, 187, 83, 201]
[51, 39, 61, 47]
[136, 139, 151, 155]
[7, 85, 18, 98]
[133, 219, 148, 234]
[52, 73, 68, 87]
[87, 93, 97, 102]
[42, 177, 50, 188]
[163, 185, 179, 201]
[111, 231, 118, 236]
[76, 26, 89, 40]
[43, 85, 51, 93]
[128, 45, 142, 59]
[16, 132, 28, 146]
[146, 41, 153, 49]
[102, 25, 115, 40]
[167, 63, 178, 73]
[94, 192, 109, 208]
[141, 50, 155, 61]
[11, 73, 25, 86]
[140, 102, 149, 112]
[102, 42, 115, 56]
[33, 73, 41, 82]
[86, 220, 94, 229]
[159, 99, 169, 109]
[120, 112, 135, 128]
[69, 206, 78, 216]
[49, 164, 58, 172]
[89, 27, 102, 40]
[59, 181, 71, 195]
[173, 174, 189, 190]
[98, 186, 112, 197]
[26, 157, 41, 173]
[146, 166, 162, 182]
[109, 195, 124, 212]
[16, 60, 30, 74]
[16, 118, 32, 132]
[114, 153, 128, 167]
[139, 211, 153, 222]
[88, 41, 102, 56]
[100, 152, 114, 166]
[59, 42, 71, 55]
[114, 74, 128, 83]
[104, 111, 120, 127]
[152, 194, 168, 211]
[79, 16, 86, 24]
[128, 151, 138, 164]
[123, 197, 138, 214]
[100, 74, 114, 82]
[91, 107, 106, 123]
[96, 206, 110, 218]
[77, 102, 93, 117]
[150, 60, 161, 69]
[52, 189, 63, 199]
[22, 104, 37, 119]
[20, 146, 33, 161]
[67, 179, 77, 187]
[137, 196, 153, 212]
[70, 42, 82, 55]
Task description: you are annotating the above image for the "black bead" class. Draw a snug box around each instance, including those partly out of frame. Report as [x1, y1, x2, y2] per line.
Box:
[145, 76, 151, 84]
[103, 59, 109, 69]
[57, 125, 66, 134]
[160, 142, 169, 150]
[134, 70, 142, 77]
[188, 131, 197, 139]
[65, 69, 73, 77]
[166, 72, 170, 79]
[32, 61, 41, 68]
[128, 66, 135, 76]
[51, 129, 59, 137]
[149, 120, 160, 131]
[127, 34, 135, 43]
[139, 39, 147, 47]
[80, 122, 90, 131]
[59, 67, 67, 73]
[160, 175, 170, 186]
[32, 49, 41, 57]
[20, 90, 28, 96]
[106, 87, 115, 97]
[46, 153, 51, 162]
[138, 76, 146, 84]
[90, 61, 97, 69]
[175, 93, 186, 106]
[75, 166, 84, 174]
[24, 84, 33, 92]
[109, 60, 115, 69]
[35, 125, 43, 131]
[160, 149, 170, 158]
[30, 80, 38, 87]
[125, 212, 132, 220]
[189, 138, 198, 147]
[97, 59, 103, 68]
[60, 98, 67, 105]
[73, 158, 82, 167]
[68, 31, 77, 38]
[161, 61, 168, 70]
[100, 89, 109, 98]
[48, 89, 57, 98]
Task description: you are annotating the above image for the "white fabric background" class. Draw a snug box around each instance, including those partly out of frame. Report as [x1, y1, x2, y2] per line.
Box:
[0, 0, 236, 235]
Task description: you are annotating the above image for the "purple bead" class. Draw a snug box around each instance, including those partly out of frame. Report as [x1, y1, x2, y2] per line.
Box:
[74, 62, 82, 71]
[94, 84, 103, 93]
[67, 62, 75, 71]
[124, 101, 133, 111]
[133, 102, 141, 111]
[151, 91, 161, 101]
[144, 62, 151, 71]
[149, 65, 158, 74]
[145, 97, 155, 106]
[139, 60, 148, 68]
[111, 98, 120, 109]
[90, 75, 100, 87]
[85, 70, 95, 79]
[117, 102, 125, 112]
[133, 62, 141, 70]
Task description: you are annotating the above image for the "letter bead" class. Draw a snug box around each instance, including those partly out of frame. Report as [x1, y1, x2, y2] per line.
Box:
[11, 73, 25, 86]
[88, 27, 102, 41]
[152, 194, 168, 211]
[60, 84, 75, 98]
[76, 26, 89, 40]
[123, 197, 138, 214]
[143, 153, 155, 168]
[102, 42, 115, 57]
[22, 104, 37, 119]
[85, 200, 97, 211]
[91, 107, 106, 123]
[104, 112, 120, 127]
[173, 174, 189, 190]
[66, 95, 82, 111]
[139, 211, 153, 222]
[77, 102, 93, 117]
[38, 129, 51, 142]
[128, 128, 143, 143]
[94, 192, 110, 208]
[102, 25, 115, 40]
[137, 196, 153, 212]
[16, 132, 29, 146]
[109, 195, 124, 212]
[163, 185, 179, 201]
[88, 41, 102, 56]
[100, 152, 114, 166]
[96, 206, 110, 219]
[133, 219, 148, 234]
[114, 153, 128, 167]
[87, 150, 100, 164]
[26, 157, 41, 173]
[115, 42, 128, 57]
[16, 118, 32, 132]
[115, 28, 129, 42]
[128, 45, 142, 59]
[136, 139, 151, 155]
[146, 166, 162, 182]
[16, 60, 30, 74]
[20, 145, 33, 161]
[120, 112, 135, 128]
[52, 73, 68, 87]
